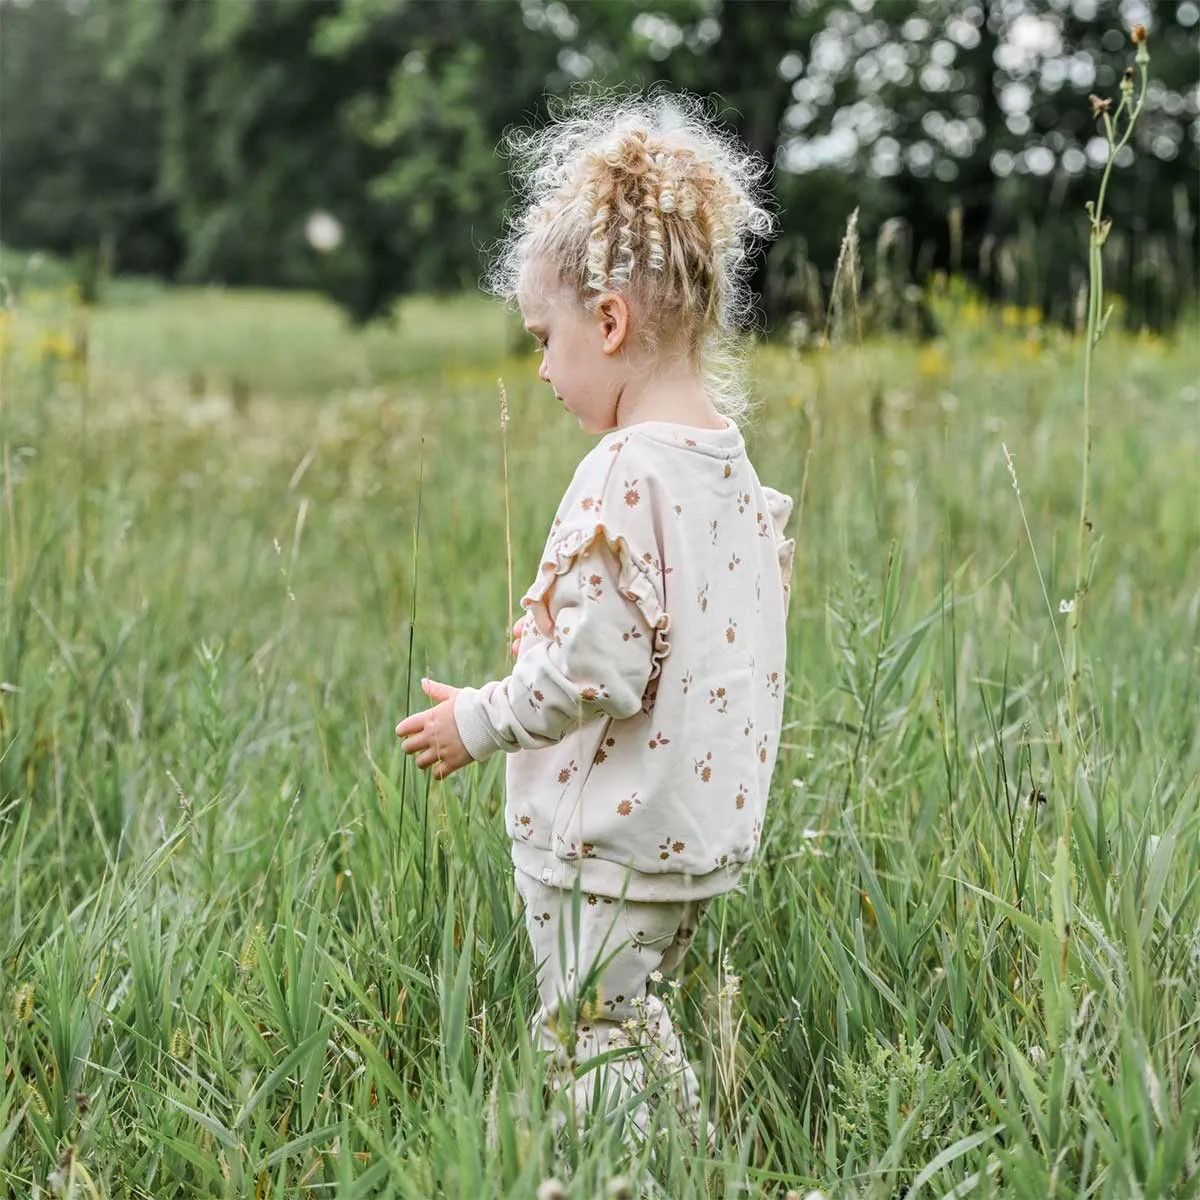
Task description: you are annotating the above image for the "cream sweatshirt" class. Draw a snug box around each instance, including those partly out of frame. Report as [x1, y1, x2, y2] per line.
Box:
[453, 419, 794, 901]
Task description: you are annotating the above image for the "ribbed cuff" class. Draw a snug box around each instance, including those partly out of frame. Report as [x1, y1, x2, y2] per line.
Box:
[452, 688, 504, 763]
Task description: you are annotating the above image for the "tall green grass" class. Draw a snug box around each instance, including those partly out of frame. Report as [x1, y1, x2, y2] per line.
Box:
[0, 263, 1198, 1196]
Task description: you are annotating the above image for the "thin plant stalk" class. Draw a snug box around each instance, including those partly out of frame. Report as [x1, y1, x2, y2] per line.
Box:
[399, 438, 426, 856]
[499, 378, 513, 666]
[1064, 31, 1150, 836]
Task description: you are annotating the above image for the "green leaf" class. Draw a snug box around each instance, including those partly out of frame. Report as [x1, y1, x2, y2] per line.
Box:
[907, 1123, 1002, 1196]
[233, 1025, 329, 1131]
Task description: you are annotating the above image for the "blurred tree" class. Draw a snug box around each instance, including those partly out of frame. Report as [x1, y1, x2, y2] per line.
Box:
[110, 0, 421, 321]
[0, 0, 1194, 327]
[0, 0, 181, 289]
[311, 0, 573, 319]
[749, 0, 1198, 324]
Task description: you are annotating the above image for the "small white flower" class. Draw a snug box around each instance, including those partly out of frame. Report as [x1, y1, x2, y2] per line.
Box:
[649, 969, 663, 983]
[1059, 597, 1076, 614]
[791, 778, 805, 789]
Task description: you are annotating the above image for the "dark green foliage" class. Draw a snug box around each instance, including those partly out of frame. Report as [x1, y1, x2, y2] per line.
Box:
[1, 0, 1196, 324]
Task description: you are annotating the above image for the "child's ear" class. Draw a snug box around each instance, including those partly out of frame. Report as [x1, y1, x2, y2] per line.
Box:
[597, 294, 630, 355]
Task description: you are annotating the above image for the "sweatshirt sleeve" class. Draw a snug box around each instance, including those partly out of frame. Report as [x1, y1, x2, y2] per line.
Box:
[762, 485, 796, 615]
[452, 530, 667, 762]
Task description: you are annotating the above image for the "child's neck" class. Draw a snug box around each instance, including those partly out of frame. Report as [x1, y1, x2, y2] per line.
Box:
[614, 362, 725, 431]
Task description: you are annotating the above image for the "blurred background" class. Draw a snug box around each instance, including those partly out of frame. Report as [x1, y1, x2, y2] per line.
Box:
[0, 0, 1196, 333]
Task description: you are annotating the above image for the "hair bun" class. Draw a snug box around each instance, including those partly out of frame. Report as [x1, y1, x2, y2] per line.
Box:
[489, 91, 777, 422]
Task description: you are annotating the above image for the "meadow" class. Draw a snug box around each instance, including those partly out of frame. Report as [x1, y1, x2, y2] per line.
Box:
[0, 266, 1198, 1198]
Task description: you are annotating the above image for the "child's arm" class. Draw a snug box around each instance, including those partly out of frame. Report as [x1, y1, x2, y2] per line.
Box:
[396, 536, 657, 780]
[452, 534, 660, 761]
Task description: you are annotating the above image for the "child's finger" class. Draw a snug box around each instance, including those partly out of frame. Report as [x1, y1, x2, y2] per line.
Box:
[400, 734, 426, 758]
[421, 677, 458, 702]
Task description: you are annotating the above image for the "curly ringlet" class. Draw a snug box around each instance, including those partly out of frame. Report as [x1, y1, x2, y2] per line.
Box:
[486, 91, 776, 423]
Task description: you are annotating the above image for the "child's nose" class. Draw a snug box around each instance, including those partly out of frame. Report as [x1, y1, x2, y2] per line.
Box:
[538, 356, 551, 384]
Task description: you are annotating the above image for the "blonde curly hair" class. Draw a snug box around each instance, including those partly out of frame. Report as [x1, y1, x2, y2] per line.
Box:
[487, 91, 775, 422]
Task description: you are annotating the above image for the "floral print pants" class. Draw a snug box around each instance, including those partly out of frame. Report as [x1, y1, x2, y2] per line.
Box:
[514, 869, 710, 1147]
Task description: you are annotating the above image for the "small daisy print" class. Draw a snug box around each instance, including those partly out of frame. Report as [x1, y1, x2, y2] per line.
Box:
[658, 836, 687, 861]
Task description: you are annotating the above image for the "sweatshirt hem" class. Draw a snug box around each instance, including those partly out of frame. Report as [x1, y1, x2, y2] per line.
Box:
[511, 841, 746, 902]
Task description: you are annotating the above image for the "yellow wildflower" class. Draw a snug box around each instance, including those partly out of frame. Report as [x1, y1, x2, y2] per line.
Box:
[32, 331, 73, 363]
[917, 345, 949, 379]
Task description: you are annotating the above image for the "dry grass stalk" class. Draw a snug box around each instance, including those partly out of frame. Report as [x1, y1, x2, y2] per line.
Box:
[499, 378, 514, 663]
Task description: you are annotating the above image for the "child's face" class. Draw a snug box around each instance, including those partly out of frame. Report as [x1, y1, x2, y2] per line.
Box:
[518, 265, 629, 436]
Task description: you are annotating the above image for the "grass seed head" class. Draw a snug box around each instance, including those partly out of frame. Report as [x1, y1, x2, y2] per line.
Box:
[237, 924, 265, 972]
[11, 982, 34, 1022]
[498, 377, 510, 431]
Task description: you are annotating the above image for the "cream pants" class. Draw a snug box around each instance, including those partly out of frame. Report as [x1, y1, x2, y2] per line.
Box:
[514, 869, 710, 1147]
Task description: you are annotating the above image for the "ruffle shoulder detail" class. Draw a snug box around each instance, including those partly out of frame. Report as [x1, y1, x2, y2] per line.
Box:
[521, 522, 671, 687]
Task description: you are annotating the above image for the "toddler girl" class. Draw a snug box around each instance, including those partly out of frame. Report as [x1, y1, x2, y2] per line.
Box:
[396, 93, 794, 1146]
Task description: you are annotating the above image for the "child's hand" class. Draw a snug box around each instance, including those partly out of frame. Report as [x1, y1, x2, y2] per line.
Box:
[395, 678, 471, 780]
[511, 615, 525, 658]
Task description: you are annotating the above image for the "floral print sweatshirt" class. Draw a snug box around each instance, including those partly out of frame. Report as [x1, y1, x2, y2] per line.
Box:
[453, 419, 794, 901]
